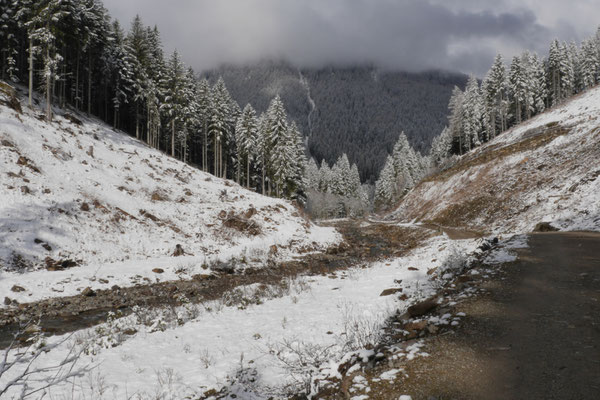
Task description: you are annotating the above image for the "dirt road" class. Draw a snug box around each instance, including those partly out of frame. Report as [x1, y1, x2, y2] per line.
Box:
[386, 231, 600, 399]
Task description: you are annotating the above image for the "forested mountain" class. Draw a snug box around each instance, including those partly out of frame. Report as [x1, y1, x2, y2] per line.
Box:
[203, 62, 467, 182]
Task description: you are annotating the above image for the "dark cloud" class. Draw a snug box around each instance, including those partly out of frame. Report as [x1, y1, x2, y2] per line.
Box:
[101, 0, 597, 75]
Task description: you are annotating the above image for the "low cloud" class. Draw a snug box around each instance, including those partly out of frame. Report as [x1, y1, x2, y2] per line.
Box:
[102, 0, 597, 75]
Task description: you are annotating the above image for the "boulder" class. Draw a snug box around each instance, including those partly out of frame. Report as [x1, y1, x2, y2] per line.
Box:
[380, 288, 403, 297]
[11, 285, 26, 293]
[533, 222, 559, 232]
[406, 297, 439, 318]
[81, 287, 96, 297]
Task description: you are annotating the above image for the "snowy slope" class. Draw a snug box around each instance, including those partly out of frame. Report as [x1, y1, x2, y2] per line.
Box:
[393, 86, 600, 233]
[0, 85, 339, 304]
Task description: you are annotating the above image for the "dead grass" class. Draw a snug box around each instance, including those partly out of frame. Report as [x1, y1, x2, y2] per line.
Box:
[424, 123, 572, 184]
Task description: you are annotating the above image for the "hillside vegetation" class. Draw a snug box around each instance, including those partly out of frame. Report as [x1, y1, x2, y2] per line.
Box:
[392, 86, 600, 233]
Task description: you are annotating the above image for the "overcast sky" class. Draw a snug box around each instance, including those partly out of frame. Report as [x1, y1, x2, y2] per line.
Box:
[102, 0, 599, 76]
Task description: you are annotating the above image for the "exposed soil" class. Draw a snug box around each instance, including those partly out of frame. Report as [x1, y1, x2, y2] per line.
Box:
[320, 231, 600, 399]
[0, 220, 434, 348]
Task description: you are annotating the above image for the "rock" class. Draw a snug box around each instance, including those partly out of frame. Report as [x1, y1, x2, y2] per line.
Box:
[427, 324, 439, 334]
[408, 267, 418, 271]
[152, 268, 164, 274]
[111, 285, 121, 291]
[244, 207, 258, 219]
[123, 328, 137, 336]
[11, 285, 26, 293]
[99, 278, 109, 284]
[427, 267, 437, 275]
[269, 244, 278, 255]
[80, 202, 90, 211]
[172, 244, 185, 257]
[4, 297, 12, 306]
[398, 294, 409, 301]
[380, 288, 403, 297]
[223, 213, 261, 236]
[81, 287, 96, 297]
[63, 113, 83, 126]
[20, 185, 30, 194]
[405, 320, 427, 332]
[406, 297, 439, 318]
[533, 222, 559, 232]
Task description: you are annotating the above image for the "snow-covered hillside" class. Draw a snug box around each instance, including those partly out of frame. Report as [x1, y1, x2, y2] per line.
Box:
[0, 86, 339, 304]
[393, 86, 600, 233]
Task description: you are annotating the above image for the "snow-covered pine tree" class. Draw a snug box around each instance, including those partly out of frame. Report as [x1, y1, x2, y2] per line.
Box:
[461, 76, 484, 150]
[209, 78, 232, 178]
[548, 39, 563, 105]
[448, 86, 465, 154]
[529, 53, 547, 115]
[559, 41, 575, 101]
[288, 121, 307, 199]
[27, 0, 71, 120]
[318, 159, 331, 193]
[264, 96, 293, 197]
[304, 158, 320, 191]
[194, 78, 211, 170]
[483, 54, 508, 139]
[580, 38, 599, 90]
[374, 156, 396, 208]
[0, 0, 20, 82]
[430, 126, 453, 168]
[161, 49, 186, 159]
[101, 20, 135, 129]
[330, 154, 351, 196]
[144, 25, 165, 149]
[235, 104, 259, 188]
[508, 55, 528, 125]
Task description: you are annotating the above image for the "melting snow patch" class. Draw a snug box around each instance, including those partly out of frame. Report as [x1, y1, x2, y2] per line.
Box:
[379, 368, 401, 382]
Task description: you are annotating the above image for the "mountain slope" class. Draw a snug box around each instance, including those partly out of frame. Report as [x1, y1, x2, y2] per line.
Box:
[392, 86, 600, 233]
[0, 84, 339, 305]
[204, 61, 467, 182]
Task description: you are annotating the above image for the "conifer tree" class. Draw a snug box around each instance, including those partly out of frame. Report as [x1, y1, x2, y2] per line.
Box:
[235, 104, 259, 187]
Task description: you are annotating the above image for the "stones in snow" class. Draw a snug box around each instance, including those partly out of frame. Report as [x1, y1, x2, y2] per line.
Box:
[81, 287, 96, 297]
[533, 222, 560, 232]
[406, 296, 439, 318]
[45, 257, 78, 271]
[380, 288, 403, 297]
[172, 244, 185, 257]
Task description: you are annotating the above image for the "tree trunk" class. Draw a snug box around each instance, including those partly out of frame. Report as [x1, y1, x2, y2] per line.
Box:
[261, 158, 265, 194]
[45, 46, 52, 121]
[75, 49, 80, 110]
[246, 157, 250, 188]
[213, 135, 217, 175]
[171, 119, 175, 157]
[28, 38, 33, 107]
[87, 57, 92, 114]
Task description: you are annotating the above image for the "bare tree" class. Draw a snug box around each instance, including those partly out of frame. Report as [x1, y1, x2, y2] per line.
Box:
[0, 324, 89, 399]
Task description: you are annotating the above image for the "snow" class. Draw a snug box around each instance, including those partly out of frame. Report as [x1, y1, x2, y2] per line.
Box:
[394, 86, 600, 234]
[0, 89, 340, 306]
[1, 235, 478, 398]
[379, 368, 401, 381]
